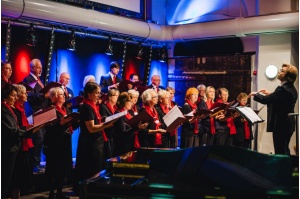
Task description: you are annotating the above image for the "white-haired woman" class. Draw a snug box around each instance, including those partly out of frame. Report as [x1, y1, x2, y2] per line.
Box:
[79, 75, 96, 96]
[44, 87, 77, 199]
[155, 89, 173, 148]
[127, 89, 140, 116]
[138, 89, 166, 148]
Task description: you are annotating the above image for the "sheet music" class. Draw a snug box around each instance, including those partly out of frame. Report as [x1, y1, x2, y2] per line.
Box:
[163, 105, 185, 126]
[27, 115, 33, 125]
[105, 110, 128, 122]
[236, 106, 264, 123]
[33, 107, 57, 127]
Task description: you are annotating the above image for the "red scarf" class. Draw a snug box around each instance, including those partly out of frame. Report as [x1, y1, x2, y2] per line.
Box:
[1, 77, 11, 84]
[55, 104, 73, 134]
[159, 103, 176, 136]
[106, 102, 117, 114]
[216, 100, 236, 135]
[226, 117, 237, 135]
[244, 121, 251, 139]
[14, 101, 29, 126]
[14, 101, 34, 151]
[207, 100, 215, 134]
[159, 103, 169, 114]
[186, 99, 198, 134]
[83, 98, 108, 141]
[206, 99, 213, 110]
[144, 104, 162, 145]
[119, 107, 141, 149]
[169, 100, 175, 109]
[131, 105, 138, 115]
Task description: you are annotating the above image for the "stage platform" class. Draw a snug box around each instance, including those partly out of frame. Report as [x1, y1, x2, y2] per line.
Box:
[79, 146, 299, 199]
[22, 146, 298, 199]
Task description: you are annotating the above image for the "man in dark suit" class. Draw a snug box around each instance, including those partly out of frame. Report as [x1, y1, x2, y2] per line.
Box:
[249, 64, 298, 155]
[99, 61, 122, 93]
[148, 75, 165, 92]
[58, 72, 74, 101]
[23, 58, 48, 173]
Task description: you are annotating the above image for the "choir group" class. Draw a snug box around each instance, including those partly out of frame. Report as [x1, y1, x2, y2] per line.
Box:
[2, 59, 297, 199]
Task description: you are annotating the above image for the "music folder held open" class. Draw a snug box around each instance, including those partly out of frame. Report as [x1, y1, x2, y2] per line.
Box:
[163, 105, 186, 132]
[126, 109, 154, 128]
[101, 111, 128, 126]
[27, 106, 58, 130]
[235, 106, 264, 124]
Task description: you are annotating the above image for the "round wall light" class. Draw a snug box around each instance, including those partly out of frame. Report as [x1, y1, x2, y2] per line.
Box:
[265, 65, 278, 80]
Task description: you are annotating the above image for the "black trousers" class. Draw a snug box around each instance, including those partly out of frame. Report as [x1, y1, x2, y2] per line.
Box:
[1, 151, 18, 198]
[273, 130, 294, 155]
[31, 128, 46, 167]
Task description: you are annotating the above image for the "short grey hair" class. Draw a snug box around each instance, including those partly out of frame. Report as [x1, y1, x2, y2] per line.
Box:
[49, 87, 64, 102]
[128, 89, 139, 97]
[141, 89, 156, 104]
[158, 89, 169, 100]
[197, 84, 206, 91]
[29, 59, 41, 71]
[83, 75, 95, 87]
[13, 84, 26, 96]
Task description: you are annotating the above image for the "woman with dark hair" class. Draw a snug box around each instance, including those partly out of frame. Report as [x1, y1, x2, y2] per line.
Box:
[73, 82, 113, 191]
[1, 61, 12, 87]
[100, 89, 120, 159]
[1, 84, 28, 198]
[113, 92, 148, 156]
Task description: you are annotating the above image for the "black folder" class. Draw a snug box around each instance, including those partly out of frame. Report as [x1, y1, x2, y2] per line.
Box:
[126, 109, 154, 127]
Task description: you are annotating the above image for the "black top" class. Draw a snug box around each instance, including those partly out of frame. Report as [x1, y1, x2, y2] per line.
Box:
[180, 103, 197, 137]
[44, 108, 74, 177]
[100, 103, 115, 139]
[1, 103, 27, 153]
[254, 82, 298, 133]
[75, 103, 104, 180]
[113, 111, 138, 156]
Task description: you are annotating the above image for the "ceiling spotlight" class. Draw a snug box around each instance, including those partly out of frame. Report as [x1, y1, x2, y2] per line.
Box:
[68, 30, 76, 51]
[105, 37, 113, 55]
[136, 43, 143, 60]
[159, 47, 167, 63]
[27, 24, 38, 46]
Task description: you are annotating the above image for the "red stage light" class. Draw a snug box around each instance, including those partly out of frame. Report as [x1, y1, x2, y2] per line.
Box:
[14, 51, 30, 83]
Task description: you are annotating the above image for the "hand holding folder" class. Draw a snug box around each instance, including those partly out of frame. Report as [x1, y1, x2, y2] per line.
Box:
[126, 110, 154, 128]
[235, 106, 264, 124]
[163, 105, 187, 132]
[27, 106, 58, 131]
[60, 112, 80, 125]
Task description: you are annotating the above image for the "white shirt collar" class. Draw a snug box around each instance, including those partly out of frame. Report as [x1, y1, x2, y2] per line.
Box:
[30, 72, 39, 80]
[281, 81, 287, 86]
